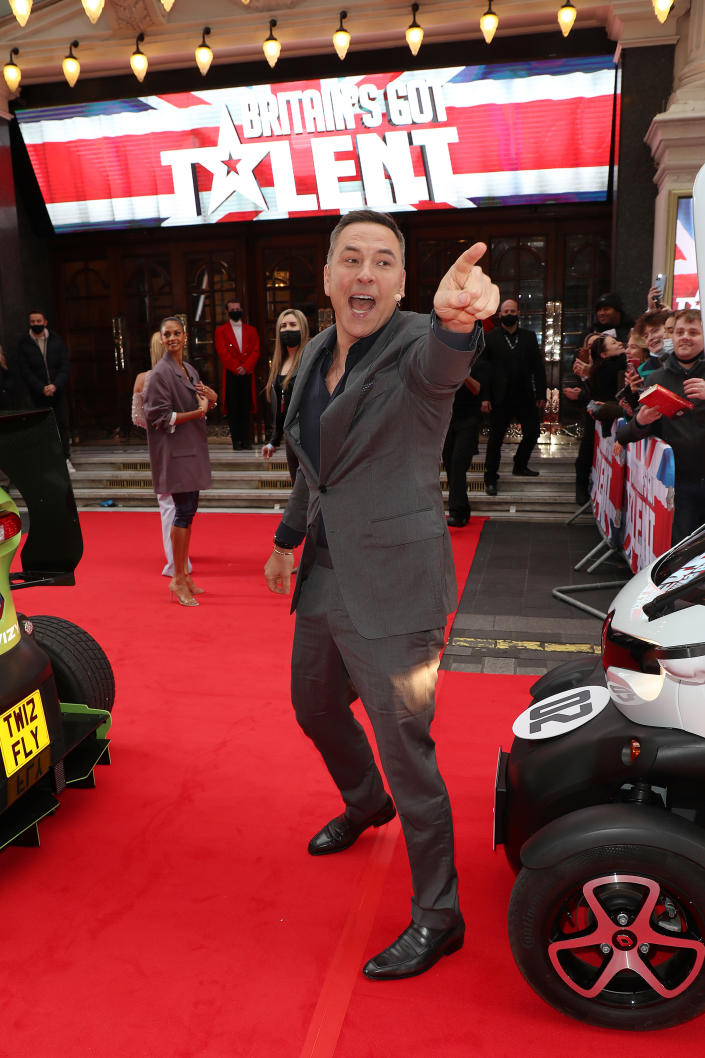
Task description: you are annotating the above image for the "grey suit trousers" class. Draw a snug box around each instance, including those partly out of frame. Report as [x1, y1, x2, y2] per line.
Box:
[291, 558, 460, 930]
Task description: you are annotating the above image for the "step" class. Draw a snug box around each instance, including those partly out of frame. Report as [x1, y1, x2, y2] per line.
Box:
[42, 439, 587, 522]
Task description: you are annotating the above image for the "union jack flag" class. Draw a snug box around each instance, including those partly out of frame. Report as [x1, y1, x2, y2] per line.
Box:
[591, 421, 626, 549]
[15, 55, 617, 233]
[623, 437, 675, 573]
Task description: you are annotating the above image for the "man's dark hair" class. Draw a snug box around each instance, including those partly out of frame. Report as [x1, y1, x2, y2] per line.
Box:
[327, 209, 405, 266]
[28, 310, 47, 319]
[643, 309, 671, 329]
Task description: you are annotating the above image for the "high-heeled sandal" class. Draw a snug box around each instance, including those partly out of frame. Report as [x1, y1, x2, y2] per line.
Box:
[185, 576, 204, 596]
[169, 578, 198, 607]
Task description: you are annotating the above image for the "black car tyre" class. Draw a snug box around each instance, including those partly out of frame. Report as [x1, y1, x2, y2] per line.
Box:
[509, 844, 705, 1030]
[29, 615, 115, 713]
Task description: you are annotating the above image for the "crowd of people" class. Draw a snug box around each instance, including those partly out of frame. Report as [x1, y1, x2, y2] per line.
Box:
[560, 284, 705, 545]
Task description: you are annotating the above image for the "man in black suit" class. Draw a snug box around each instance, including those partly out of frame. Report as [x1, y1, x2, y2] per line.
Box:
[16, 310, 73, 470]
[482, 298, 546, 495]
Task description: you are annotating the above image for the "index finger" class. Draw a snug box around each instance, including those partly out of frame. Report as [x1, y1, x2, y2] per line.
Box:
[448, 242, 488, 286]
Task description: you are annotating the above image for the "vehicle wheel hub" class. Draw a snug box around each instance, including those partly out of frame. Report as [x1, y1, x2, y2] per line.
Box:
[548, 873, 705, 1002]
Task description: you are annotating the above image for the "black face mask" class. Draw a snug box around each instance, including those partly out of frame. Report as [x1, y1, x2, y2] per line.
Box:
[501, 314, 518, 329]
[30, 324, 45, 335]
[229, 310, 243, 322]
[280, 330, 301, 348]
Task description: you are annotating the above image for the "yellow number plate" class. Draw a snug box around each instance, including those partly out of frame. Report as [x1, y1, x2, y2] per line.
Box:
[0, 690, 50, 778]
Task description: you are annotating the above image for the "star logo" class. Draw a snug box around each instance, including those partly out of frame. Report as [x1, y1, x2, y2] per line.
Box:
[207, 108, 269, 214]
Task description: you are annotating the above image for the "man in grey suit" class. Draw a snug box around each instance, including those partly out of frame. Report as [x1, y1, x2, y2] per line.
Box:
[264, 210, 498, 980]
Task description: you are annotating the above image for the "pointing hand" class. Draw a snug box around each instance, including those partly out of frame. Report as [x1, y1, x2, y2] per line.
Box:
[434, 242, 500, 333]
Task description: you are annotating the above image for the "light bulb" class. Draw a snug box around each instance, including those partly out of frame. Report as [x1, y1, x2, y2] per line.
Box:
[62, 41, 80, 87]
[3, 49, 21, 94]
[81, 0, 104, 23]
[333, 11, 350, 61]
[557, 1, 577, 36]
[131, 34, 148, 83]
[263, 20, 281, 69]
[195, 27, 212, 76]
[9, 0, 31, 28]
[652, 0, 673, 23]
[480, 1, 498, 43]
[406, 3, 424, 56]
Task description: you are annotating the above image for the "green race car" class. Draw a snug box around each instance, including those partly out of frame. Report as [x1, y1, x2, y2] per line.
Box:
[0, 408, 114, 849]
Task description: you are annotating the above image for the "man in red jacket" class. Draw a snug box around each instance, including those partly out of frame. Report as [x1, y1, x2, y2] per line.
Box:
[214, 299, 260, 449]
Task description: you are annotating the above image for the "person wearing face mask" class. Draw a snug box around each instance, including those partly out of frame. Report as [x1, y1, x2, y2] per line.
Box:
[663, 313, 676, 357]
[262, 309, 310, 484]
[214, 299, 261, 450]
[481, 297, 546, 495]
[617, 310, 705, 545]
[16, 309, 73, 472]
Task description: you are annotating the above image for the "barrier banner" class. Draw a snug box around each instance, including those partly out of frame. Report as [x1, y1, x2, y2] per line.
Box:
[590, 420, 626, 549]
[622, 437, 675, 573]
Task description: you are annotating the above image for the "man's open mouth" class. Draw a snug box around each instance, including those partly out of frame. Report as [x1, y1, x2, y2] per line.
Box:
[350, 294, 375, 316]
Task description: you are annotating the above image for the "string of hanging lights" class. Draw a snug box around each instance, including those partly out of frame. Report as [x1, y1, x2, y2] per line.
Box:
[1, 1, 679, 93]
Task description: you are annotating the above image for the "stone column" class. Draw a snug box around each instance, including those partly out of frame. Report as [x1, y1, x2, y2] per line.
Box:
[606, 1, 682, 319]
[645, 0, 705, 293]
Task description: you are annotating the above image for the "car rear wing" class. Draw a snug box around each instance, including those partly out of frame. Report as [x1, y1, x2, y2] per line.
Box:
[0, 409, 83, 589]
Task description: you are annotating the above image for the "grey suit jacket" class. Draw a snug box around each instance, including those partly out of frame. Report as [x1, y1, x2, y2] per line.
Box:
[282, 310, 483, 639]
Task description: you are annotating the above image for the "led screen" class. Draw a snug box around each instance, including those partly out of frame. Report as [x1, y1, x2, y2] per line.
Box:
[15, 56, 618, 233]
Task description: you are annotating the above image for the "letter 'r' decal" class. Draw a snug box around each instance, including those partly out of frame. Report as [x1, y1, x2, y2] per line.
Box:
[528, 689, 592, 734]
[512, 685, 610, 741]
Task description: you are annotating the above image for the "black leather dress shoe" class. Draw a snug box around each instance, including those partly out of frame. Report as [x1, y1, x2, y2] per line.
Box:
[512, 466, 539, 477]
[308, 796, 396, 855]
[363, 919, 465, 980]
[485, 482, 497, 496]
[446, 514, 469, 528]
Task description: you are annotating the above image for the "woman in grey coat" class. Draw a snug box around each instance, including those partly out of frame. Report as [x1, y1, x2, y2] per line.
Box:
[144, 316, 217, 606]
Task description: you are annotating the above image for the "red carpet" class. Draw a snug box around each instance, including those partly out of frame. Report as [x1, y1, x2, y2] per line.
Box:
[2, 512, 700, 1056]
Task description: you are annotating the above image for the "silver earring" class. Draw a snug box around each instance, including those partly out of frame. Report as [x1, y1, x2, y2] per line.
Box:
[393, 293, 402, 304]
